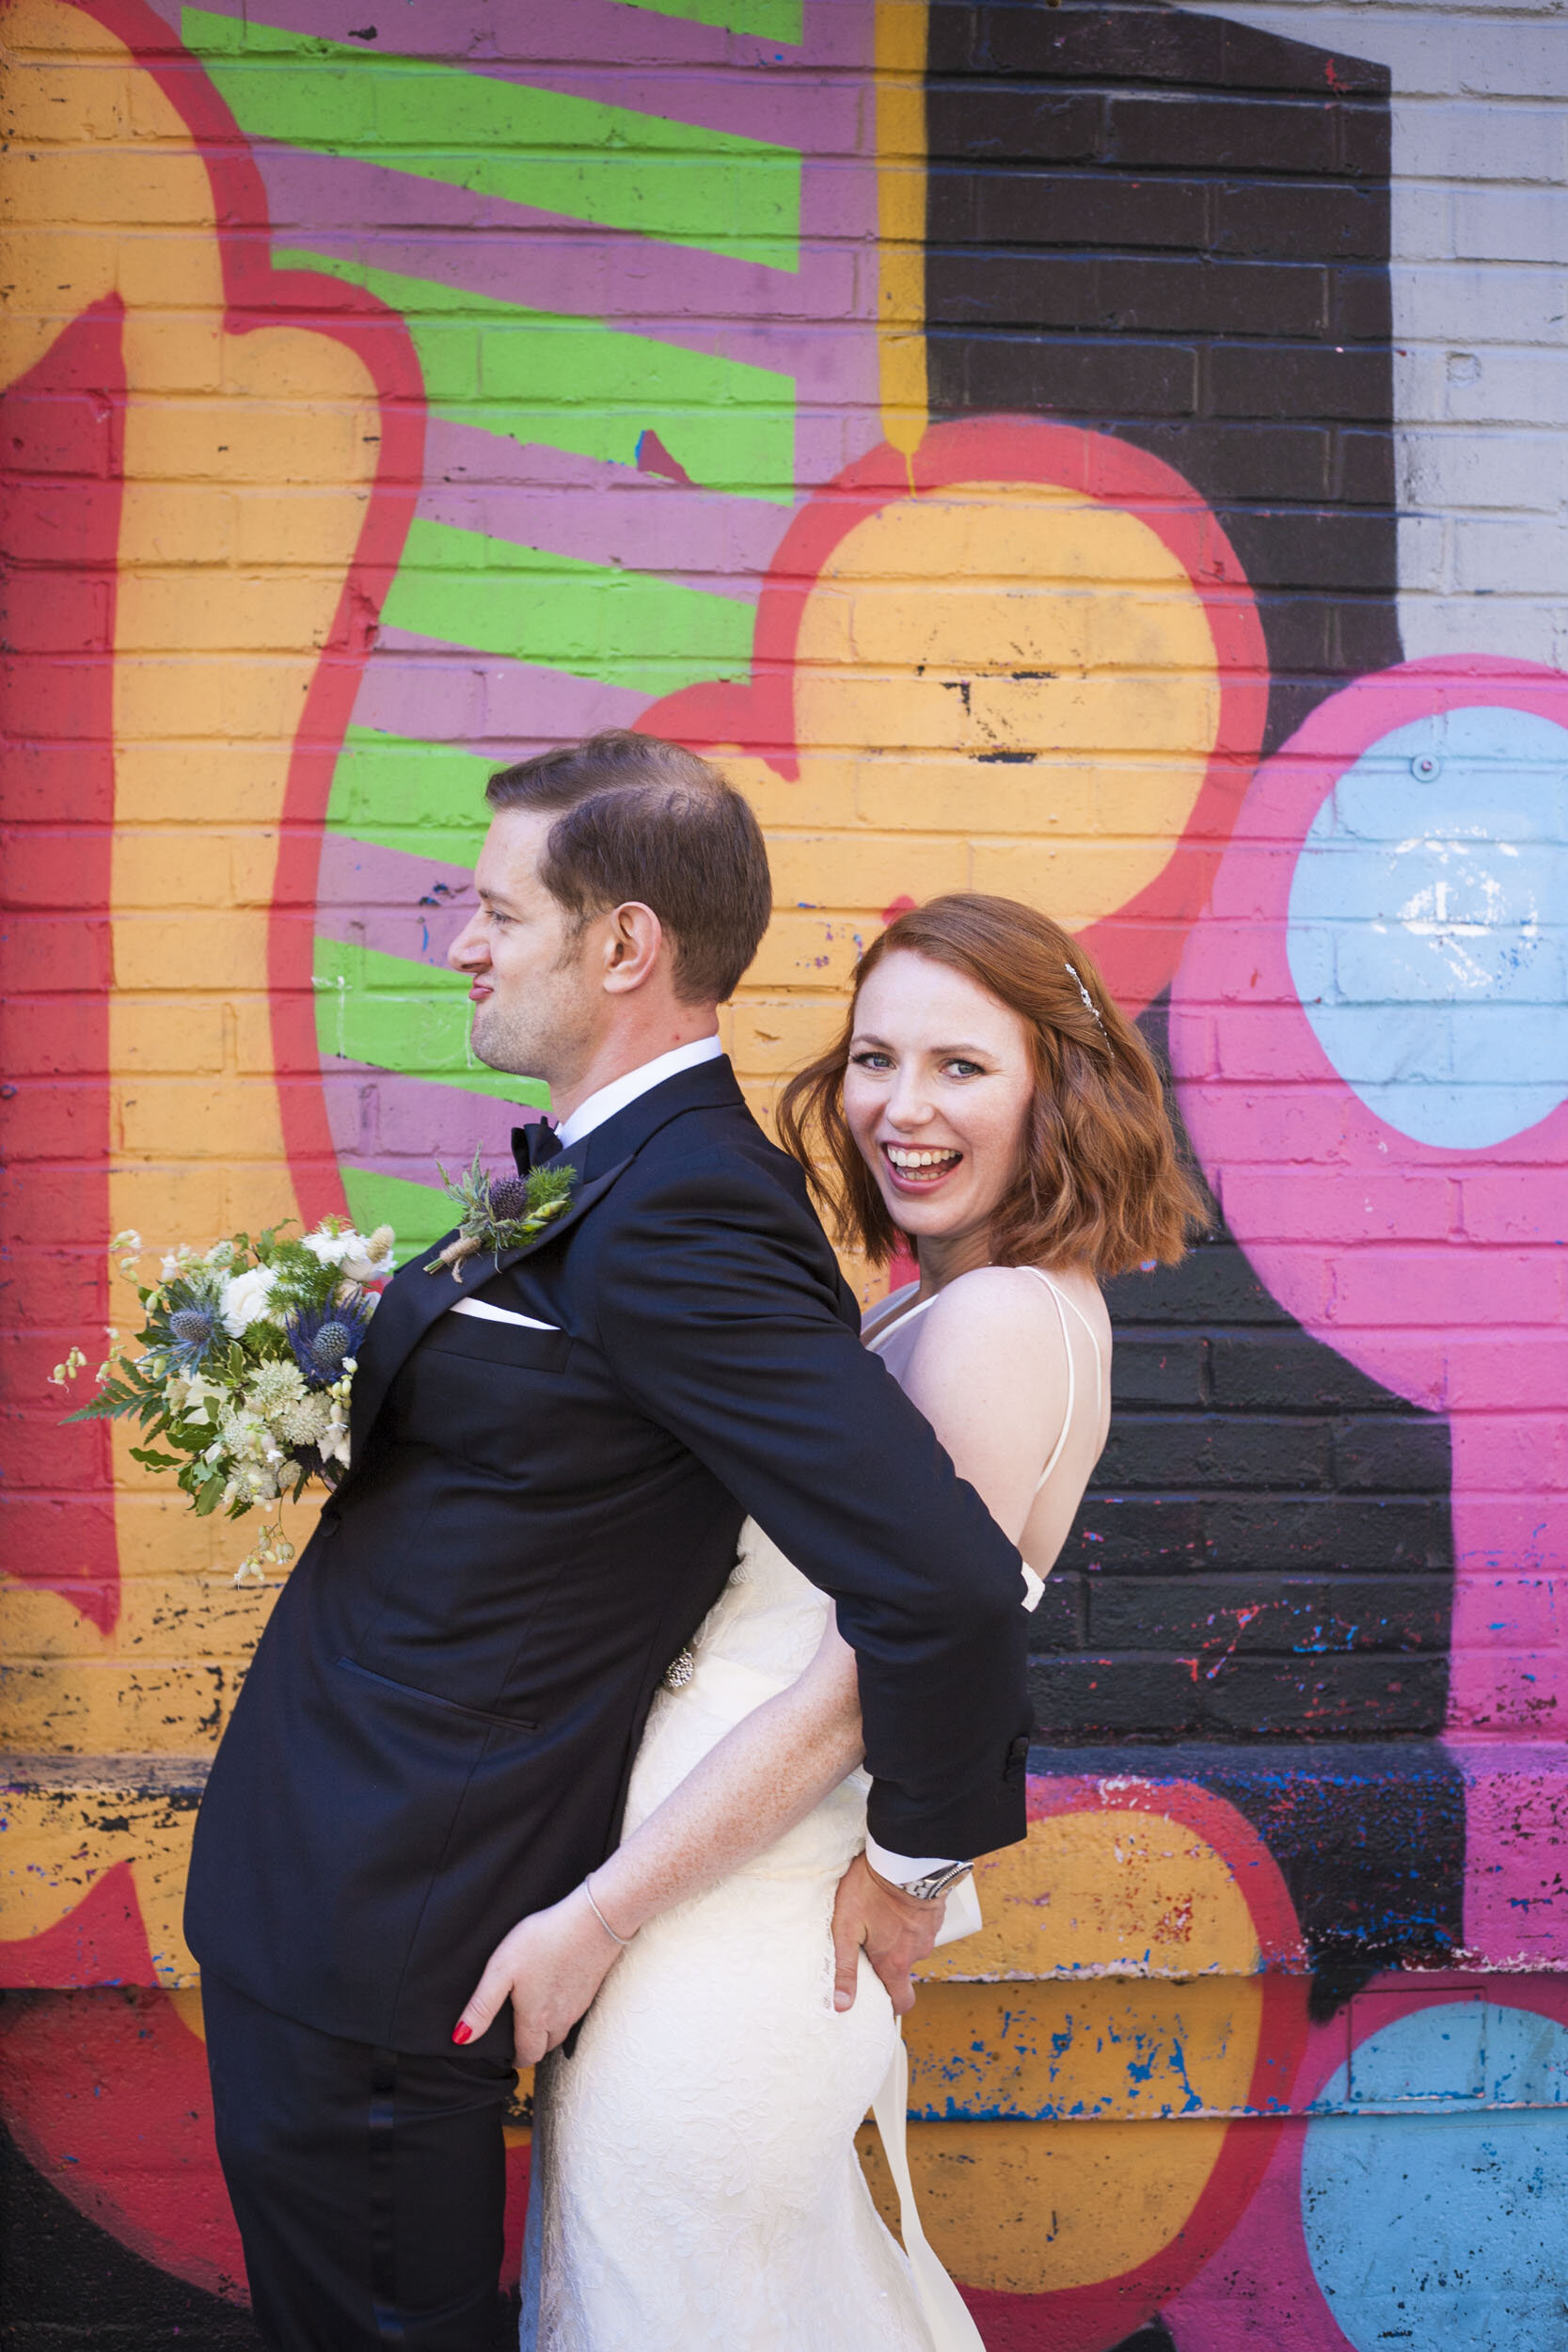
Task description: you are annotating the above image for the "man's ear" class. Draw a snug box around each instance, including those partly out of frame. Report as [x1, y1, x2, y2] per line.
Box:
[601, 901, 665, 995]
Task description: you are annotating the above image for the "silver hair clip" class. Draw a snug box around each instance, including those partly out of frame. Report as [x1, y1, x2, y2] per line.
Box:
[1064, 961, 1107, 1033]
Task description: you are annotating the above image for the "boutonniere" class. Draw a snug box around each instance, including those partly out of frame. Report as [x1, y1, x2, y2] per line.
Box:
[424, 1152, 579, 1281]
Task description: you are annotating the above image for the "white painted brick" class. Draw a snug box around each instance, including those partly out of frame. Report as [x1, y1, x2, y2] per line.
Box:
[1440, 346, 1568, 424]
[1402, 590, 1567, 664]
[1454, 184, 1568, 266]
[1396, 511, 1452, 590]
[1452, 516, 1568, 595]
[1399, 100, 1568, 185]
[1399, 426, 1568, 513]
[1398, 262, 1568, 348]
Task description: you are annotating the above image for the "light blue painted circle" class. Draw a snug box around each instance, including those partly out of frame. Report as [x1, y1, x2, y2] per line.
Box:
[1287, 705, 1568, 1149]
[1301, 2000, 1568, 2351]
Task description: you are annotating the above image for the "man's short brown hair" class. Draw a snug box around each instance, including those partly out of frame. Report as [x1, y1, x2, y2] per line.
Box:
[485, 731, 771, 1004]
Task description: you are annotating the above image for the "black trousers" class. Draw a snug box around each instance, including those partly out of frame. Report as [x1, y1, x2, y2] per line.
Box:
[202, 1972, 518, 2351]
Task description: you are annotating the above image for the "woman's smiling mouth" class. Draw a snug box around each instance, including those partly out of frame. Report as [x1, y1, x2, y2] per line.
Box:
[881, 1141, 963, 1189]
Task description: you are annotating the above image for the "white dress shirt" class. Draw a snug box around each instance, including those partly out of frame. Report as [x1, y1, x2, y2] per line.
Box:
[554, 1031, 724, 1149]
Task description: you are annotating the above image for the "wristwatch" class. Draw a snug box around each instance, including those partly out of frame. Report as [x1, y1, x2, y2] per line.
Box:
[895, 1860, 974, 1906]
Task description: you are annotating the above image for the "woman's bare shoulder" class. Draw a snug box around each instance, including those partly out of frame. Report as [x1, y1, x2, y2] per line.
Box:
[907, 1265, 1072, 1355]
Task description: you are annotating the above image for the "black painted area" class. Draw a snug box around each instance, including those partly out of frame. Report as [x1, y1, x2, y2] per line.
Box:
[926, 0, 1402, 758]
[1108, 2323, 1179, 2352]
[1034, 1002, 1454, 1746]
[1030, 1740, 1467, 1988]
[0, 2103, 525, 2350]
[0, 2109, 260, 2349]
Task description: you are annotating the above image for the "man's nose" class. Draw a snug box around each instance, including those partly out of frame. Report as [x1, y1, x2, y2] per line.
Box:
[448, 914, 487, 973]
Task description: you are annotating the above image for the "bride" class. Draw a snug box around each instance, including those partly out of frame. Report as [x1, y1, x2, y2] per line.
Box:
[452, 893, 1204, 2348]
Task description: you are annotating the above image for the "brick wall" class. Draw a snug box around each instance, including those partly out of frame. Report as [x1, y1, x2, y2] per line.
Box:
[3, 0, 1566, 2344]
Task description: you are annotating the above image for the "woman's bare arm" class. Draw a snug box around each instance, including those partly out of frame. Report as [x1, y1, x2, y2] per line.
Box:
[591, 1619, 863, 1933]
[452, 1616, 864, 2063]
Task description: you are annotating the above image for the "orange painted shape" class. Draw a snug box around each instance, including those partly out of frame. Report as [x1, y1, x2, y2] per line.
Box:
[641, 418, 1267, 1025]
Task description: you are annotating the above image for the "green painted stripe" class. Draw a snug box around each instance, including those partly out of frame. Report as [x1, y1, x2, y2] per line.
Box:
[340, 1168, 454, 1265]
[624, 0, 801, 39]
[274, 248, 793, 503]
[315, 936, 549, 1111]
[182, 10, 800, 272]
[380, 519, 755, 692]
[328, 728, 492, 869]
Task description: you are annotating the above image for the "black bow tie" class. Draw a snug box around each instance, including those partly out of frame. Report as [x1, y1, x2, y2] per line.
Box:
[512, 1117, 562, 1174]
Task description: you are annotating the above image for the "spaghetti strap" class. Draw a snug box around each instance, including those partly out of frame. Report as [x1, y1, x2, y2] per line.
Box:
[1021, 1268, 1105, 1494]
[864, 1290, 940, 1353]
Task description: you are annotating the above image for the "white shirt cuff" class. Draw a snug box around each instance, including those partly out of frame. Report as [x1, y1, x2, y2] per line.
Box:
[863, 1836, 965, 1885]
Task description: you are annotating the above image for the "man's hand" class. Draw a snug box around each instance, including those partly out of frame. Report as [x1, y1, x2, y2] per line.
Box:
[451, 1884, 626, 2067]
[830, 1850, 945, 2018]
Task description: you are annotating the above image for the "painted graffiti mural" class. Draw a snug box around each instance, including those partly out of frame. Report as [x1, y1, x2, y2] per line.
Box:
[2, 0, 1565, 2343]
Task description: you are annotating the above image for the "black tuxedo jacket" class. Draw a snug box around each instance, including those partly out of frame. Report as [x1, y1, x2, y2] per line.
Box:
[184, 1059, 1032, 2052]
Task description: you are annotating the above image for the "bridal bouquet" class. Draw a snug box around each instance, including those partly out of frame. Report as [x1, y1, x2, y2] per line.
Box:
[52, 1217, 395, 1582]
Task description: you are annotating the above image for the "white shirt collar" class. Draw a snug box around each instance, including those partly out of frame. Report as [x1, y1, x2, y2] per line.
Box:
[556, 1034, 723, 1149]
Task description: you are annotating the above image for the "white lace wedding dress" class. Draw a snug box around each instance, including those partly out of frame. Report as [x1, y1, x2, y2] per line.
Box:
[519, 1271, 1107, 2352]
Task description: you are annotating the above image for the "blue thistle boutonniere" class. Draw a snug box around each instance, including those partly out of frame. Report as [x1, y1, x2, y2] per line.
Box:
[424, 1152, 578, 1281]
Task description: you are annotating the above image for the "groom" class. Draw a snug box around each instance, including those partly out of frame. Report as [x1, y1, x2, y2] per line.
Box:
[184, 731, 1033, 2350]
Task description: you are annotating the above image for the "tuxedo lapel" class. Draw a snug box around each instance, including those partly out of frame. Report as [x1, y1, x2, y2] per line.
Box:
[345, 1058, 749, 1465]
[346, 1159, 629, 1463]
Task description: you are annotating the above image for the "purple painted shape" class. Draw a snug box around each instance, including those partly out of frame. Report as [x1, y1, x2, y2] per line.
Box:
[323, 1061, 538, 1175]
[316, 834, 476, 964]
[1170, 657, 1568, 1947]
[352, 639, 649, 753]
[419, 422, 775, 598]
[251, 156, 877, 473]
[181, 0, 866, 148]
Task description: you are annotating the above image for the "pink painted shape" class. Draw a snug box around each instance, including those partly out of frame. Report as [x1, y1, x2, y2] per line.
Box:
[1164, 1973, 1568, 2348]
[1170, 656, 1568, 1948]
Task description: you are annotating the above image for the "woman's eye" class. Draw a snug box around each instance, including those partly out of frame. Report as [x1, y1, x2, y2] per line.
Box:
[850, 1050, 893, 1071]
[943, 1057, 986, 1079]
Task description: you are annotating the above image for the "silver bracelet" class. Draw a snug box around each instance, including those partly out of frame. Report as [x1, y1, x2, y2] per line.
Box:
[583, 1873, 633, 1947]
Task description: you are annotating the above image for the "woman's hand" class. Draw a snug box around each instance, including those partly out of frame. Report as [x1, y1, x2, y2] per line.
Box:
[451, 1884, 626, 2066]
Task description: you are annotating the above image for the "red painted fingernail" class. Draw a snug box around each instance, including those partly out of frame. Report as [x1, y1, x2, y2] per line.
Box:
[451, 2023, 473, 2045]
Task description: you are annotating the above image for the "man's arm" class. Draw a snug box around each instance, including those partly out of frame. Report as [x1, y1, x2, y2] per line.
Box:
[587, 1150, 1033, 1863]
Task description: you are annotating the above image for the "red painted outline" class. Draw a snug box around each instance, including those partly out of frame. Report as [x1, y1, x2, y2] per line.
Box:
[641, 416, 1269, 1016]
[75, 0, 426, 1226]
[954, 1772, 1309, 2349]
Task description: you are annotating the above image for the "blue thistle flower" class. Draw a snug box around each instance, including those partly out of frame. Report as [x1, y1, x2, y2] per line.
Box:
[166, 1303, 216, 1372]
[488, 1175, 531, 1222]
[286, 1292, 372, 1389]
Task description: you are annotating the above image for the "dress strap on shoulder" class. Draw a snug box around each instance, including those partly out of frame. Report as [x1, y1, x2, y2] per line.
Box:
[1020, 1268, 1104, 1494]
[864, 1288, 939, 1354]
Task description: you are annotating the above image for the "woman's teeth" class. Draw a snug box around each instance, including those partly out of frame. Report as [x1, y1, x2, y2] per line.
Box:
[885, 1145, 960, 1176]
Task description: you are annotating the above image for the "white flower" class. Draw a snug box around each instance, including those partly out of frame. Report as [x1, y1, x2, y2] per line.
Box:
[276, 1391, 332, 1450]
[301, 1225, 357, 1269]
[220, 1264, 279, 1337]
[341, 1232, 395, 1284]
[245, 1360, 307, 1421]
[318, 1397, 352, 1469]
